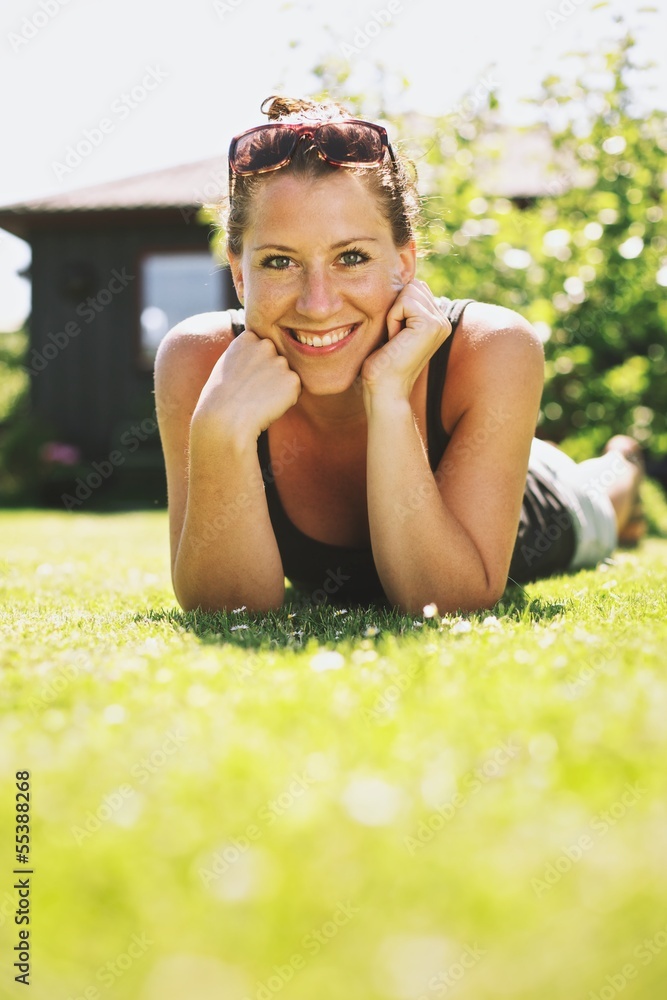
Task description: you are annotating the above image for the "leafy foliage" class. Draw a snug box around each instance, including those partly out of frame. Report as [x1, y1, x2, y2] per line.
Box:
[390, 31, 667, 461]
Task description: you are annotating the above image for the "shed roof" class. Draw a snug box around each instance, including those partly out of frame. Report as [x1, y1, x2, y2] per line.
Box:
[0, 155, 227, 237]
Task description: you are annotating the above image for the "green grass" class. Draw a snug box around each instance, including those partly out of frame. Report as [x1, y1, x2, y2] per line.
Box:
[2, 509, 667, 1000]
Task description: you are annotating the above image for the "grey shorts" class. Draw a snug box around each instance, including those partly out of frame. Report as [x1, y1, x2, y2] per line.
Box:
[528, 439, 620, 571]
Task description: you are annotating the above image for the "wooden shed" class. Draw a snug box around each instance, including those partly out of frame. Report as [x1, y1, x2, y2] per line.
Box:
[0, 156, 238, 501]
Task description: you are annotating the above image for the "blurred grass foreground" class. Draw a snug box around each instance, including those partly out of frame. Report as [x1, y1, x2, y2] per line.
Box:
[2, 509, 667, 1000]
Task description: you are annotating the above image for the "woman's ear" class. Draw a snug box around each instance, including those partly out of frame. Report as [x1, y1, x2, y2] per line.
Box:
[398, 239, 417, 284]
[228, 252, 244, 304]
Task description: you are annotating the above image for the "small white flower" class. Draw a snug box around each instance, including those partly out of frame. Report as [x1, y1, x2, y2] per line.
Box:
[422, 603, 439, 619]
[310, 650, 345, 673]
[450, 621, 472, 634]
[482, 615, 502, 630]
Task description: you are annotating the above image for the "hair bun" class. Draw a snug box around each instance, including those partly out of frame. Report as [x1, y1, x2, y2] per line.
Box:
[260, 96, 306, 120]
[259, 94, 352, 122]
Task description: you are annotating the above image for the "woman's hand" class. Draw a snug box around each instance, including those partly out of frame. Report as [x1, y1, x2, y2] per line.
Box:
[192, 329, 302, 443]
[360, 279, 452, 409]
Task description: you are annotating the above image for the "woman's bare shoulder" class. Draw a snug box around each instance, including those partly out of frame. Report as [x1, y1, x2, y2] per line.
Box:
[155, 310, 238, 375]
[161, 309, 237, 347]
[442, 300, 544, 431]
[457, 300, 541, 346]
[154, 310, 240, 415]
[451, 300, 544, 377]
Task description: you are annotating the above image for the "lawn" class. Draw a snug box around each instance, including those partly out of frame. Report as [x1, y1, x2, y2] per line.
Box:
[1, 508, 667, 1000]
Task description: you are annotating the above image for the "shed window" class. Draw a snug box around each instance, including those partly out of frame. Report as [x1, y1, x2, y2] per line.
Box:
[138, 251, 224, 366]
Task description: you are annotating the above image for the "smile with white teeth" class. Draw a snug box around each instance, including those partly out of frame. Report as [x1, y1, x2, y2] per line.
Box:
[290, 324, 357, 347]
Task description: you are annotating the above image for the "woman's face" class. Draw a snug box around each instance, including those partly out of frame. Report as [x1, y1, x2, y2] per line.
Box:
[228, 170, 416, 397]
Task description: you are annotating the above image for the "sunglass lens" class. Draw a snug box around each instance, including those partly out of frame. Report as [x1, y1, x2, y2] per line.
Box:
[317, 123, 384, 164]
[232, 128, 297, 173]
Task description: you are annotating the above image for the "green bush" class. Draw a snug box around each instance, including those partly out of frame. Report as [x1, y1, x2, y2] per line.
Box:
[391, 30, 666, 462]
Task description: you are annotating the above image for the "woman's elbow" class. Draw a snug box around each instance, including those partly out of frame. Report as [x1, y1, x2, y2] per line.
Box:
[173, 578, 285, 614]
[392, 578, 505, 616]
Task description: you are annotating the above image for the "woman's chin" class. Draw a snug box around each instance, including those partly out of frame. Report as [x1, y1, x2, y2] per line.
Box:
[297, 367, 365, 401]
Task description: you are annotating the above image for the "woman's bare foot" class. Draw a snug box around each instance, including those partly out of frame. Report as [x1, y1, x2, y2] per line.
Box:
[603, 435, 646, 546]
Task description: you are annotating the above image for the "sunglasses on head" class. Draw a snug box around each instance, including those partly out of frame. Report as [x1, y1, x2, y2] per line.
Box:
[228, 119, 396, 191]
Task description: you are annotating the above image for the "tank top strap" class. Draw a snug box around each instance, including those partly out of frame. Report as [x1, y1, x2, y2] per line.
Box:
[425, 297, 475, 471]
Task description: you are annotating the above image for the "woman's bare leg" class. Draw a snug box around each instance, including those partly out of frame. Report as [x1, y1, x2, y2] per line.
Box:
[602, 435, 646, 545]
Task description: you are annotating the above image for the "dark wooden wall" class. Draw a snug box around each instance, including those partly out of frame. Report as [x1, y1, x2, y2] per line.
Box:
[28, 222, 236, 460]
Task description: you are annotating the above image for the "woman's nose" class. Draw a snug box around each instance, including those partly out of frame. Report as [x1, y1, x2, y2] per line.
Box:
[295, 268, 342, 318]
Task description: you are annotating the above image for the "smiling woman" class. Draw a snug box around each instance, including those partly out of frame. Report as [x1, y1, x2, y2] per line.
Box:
[153, 94, 645, 615]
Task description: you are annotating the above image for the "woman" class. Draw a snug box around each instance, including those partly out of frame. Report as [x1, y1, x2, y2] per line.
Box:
[154, 95, 645, 614]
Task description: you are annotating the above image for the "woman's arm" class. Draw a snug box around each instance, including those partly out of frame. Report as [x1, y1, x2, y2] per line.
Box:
[363, 294, 544, 614]
[154, 315, 300, 612]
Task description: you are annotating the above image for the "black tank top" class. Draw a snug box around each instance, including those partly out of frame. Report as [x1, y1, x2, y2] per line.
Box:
[229, 299, 575, 603]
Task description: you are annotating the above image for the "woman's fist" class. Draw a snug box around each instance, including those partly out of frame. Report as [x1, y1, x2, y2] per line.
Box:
[361, 280, 452, 407]
[193, 329, 302, 442]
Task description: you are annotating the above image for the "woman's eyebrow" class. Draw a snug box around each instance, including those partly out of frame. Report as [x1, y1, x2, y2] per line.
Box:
[251, 243, 296, 253]
[251, 237, 380, 252]
[330, 237, 379, 249]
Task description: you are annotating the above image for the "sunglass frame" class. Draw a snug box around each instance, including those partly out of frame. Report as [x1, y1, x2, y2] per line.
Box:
[228, 119, 397, 177]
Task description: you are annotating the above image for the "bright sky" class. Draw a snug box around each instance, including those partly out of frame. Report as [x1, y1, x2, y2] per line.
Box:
[1, 0, 665, 330]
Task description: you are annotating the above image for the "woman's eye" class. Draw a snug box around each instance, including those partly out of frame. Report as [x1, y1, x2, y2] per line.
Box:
[261, 255, 292, 269]
[340, 251, 369, 267]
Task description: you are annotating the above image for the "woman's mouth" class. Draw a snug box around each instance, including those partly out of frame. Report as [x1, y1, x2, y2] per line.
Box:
[284, 323, 360, 350]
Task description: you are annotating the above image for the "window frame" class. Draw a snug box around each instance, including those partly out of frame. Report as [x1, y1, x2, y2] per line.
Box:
[134, 244, 227, 371]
